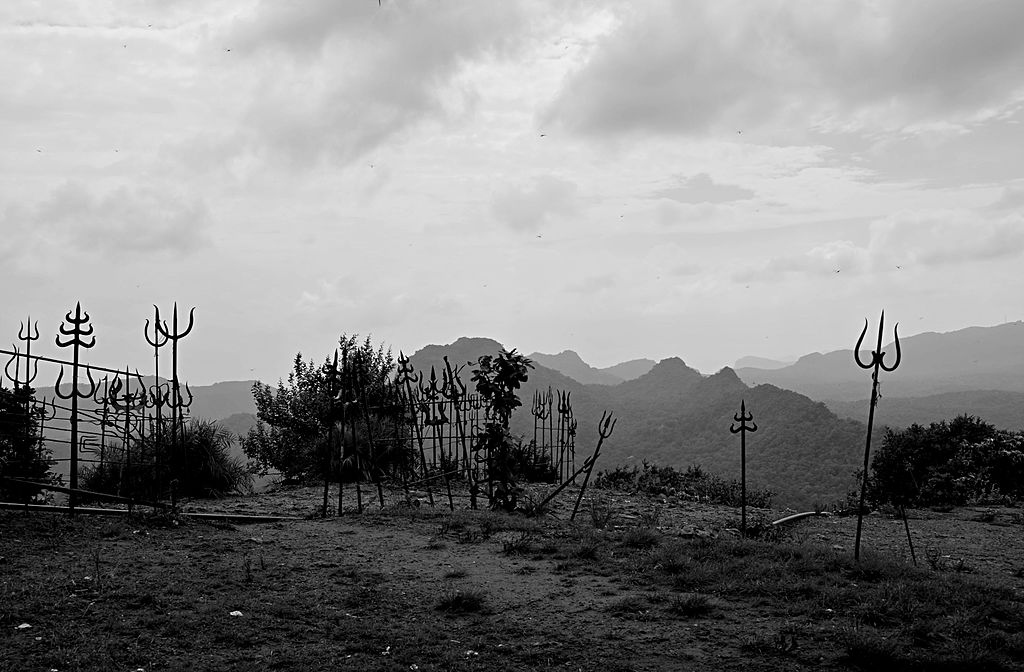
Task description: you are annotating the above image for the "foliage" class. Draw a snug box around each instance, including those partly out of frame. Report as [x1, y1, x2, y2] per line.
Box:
[81, 417, 251, 500]
[870, 414, 1024, 507]
[241, 334, 408, 483]
[470, 349, 534, 511]
[0, 385, 61, 502]
[594, 462, 774, 508]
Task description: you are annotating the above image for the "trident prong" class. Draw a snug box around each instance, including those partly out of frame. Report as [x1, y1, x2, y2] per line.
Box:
[55, 364, 97, 401]
[155, 304, 195, 342]
[853, 310, 903, 561]
[855, 311, 901, 373]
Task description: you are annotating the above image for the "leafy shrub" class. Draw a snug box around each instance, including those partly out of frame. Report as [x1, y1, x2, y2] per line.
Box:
[0, 385, 61, 502]
[81, 417, 251, 500]
[242, 335, 413, 483]
[471, 349, 538, 510]
[594, 462, 774, 508]
[870, 415, 1024, 507]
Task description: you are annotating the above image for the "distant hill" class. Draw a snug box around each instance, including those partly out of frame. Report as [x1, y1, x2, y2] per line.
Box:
[601, 358, 656, 381]
[734, 356, 794, 370]
[736, 321, 1024, 402]
[826, 390, 1024, 432]
[407, 340, 867, 509]
[528, 350, 624, 386]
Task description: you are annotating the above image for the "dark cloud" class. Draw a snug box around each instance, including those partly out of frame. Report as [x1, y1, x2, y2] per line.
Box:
[544, 1, 1024, 138]
[652, 173, 754, 204]
[491, 175, 580, 231]
[228, 1, 530, 167]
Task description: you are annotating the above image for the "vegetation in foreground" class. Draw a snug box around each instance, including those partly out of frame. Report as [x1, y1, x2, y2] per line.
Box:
[2, 493, 1022, 672]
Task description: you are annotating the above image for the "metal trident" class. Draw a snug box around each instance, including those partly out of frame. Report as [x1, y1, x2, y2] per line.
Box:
[55, 302, 97, 513]
[852, 311, 902, 561]
[144, 305, 169, 460]
[4, 318, 40, 390]
[729, 400, 758, 533]
[155, 302, 194, 501]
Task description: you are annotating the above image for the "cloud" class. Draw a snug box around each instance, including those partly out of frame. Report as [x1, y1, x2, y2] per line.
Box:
[544, 1, 1024, 139]
[988, 184, 1024, 211]
[0, 182, 212, 270]
[226, 1, 531, 167]
[652, 173, 754, 204]
[491, 175, 580, 231]
[566, 273, 617, 294]
[734, 209, 1024, 282]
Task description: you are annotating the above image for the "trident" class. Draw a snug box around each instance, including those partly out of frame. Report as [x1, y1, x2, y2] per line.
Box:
[5, 318, 40, 391]
[55, 302, 97, 513]
[852, 311, 902, 561]
[155, 303, 194, 502]
[729, 400, 758, 534]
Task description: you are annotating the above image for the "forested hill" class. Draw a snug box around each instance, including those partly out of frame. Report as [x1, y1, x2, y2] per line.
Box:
[406, 340, 867, 509]
[543, 362, 868, 510]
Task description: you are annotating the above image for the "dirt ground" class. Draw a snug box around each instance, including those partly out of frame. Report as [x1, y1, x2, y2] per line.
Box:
[3, 484, 1023, 671]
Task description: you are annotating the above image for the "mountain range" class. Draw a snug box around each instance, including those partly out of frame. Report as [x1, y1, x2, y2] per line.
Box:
[408, 338, 866, 509]
[31, 321, 1022, 508]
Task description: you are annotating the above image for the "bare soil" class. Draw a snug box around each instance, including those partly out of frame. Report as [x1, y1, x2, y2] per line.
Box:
[2, 484, 1022, 671]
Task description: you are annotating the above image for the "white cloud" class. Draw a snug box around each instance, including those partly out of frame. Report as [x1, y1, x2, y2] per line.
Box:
[0, 182, 212, 271]
[491, 175, 580, 231]
[735, 209, 1024, 282]
[651, 173, 755, 204]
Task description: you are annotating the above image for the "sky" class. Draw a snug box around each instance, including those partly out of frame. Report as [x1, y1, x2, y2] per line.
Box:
[2, 0, 1023, 386]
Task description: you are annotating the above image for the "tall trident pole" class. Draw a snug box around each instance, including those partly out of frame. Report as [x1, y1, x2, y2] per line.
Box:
[155, 303, 194, 505]
[54, 303, 97, 515]
[853, 311, 902, 561]
[729, 400, 757, 534]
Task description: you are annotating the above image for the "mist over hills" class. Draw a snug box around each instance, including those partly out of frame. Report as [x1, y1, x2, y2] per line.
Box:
[409, 338, 864, 508]
[526, 351, 655, 386]
[46, 321, 1016, 507]
[736, 321, 1024, 402]
[826, 390, 1024, 432]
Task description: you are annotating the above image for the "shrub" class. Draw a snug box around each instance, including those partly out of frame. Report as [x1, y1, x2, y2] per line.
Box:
[870, 415, 1024, 507]
[81, 417, 251, 500]
[0, 385, 61, 502]
[594, 462, 774, 508]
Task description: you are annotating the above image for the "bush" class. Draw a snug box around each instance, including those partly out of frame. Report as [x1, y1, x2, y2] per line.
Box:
[594, 462, 774, 508]
[870, 415, 1024, 507]
[81, 417, 251, 500]
[241, 335, 411, 483]
[0, 385, 61, 502]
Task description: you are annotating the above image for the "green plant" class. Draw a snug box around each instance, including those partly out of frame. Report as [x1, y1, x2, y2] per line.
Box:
[667, 593, 713, 618]
[241, 334, 407, 483]
[870, 415, 1024, 508]
[589, 495, 617, 529]
[594, 462, 774, 508]
[81, 417, 252, 500]
[501, 530, 535, 555]
[0, 385, 61, 502]
[471, 348, 534, 511]
[621, 525, 661, 549]
[436, 588, 487, 614]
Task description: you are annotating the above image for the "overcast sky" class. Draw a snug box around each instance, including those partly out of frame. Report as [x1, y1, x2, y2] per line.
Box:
[3, 1, 1023, 386]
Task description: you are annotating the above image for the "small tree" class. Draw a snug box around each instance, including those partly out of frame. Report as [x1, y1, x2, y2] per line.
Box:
[241, 334, 405, 483]
[471, 349, 533, 511]
[0, 385, 60, 502]
[870, 415, 1024, 507]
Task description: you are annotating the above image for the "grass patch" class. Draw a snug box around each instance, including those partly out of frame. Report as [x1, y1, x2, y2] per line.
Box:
[667, 593, 713, 618]
[435, 587, 487, 614]
[620, 526, 660, 549]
